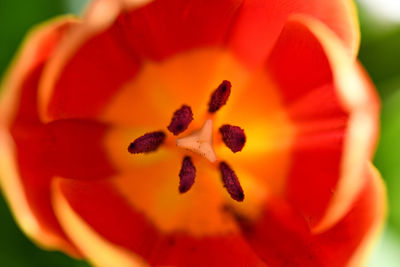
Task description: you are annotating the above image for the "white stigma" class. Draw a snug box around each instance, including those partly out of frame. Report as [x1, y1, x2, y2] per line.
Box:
[176, 119, 217, 163]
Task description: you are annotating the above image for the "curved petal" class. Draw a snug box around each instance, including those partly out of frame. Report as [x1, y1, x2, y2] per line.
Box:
[52, 178, 149, 267]
[265, 15, 379, 231]
[234, 163, 386, 267]
[38, 0, 243, 123]
[52, 177, 266, 267]
[39, 0, 359, 123]
[3, 119, 114, 257]
[229, 0, 360, 67]
[0, 16, 81, 255]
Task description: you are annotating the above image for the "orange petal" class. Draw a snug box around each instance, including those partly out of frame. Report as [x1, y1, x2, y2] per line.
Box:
[266, 15, 379, 231]
[52, 177, 267, 266]
[0, 16, 81, 255]
[235, 162, 386, 267]
[3, 119, 115, 257]
[229, 0, 360, 67]
[39, 0, 358, 123]
[38, 0, 243, 123]
[52, 178, 149, 267]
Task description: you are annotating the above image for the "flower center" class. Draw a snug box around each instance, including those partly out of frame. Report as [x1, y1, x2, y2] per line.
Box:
[128, 80, 247, 202]
[176, 119, 217, 163]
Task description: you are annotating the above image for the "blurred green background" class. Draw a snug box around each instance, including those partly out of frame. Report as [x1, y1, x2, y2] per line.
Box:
[1, 0, 400, 266]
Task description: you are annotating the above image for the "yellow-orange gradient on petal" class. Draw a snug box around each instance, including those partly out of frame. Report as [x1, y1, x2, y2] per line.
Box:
[103, 48, 294, 235]
[286, 15, 380, 233]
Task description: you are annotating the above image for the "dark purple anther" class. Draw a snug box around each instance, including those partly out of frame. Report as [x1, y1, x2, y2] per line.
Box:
[208, 80, 231, 113]
[128, 131, 166, 154]
[167, 105, 194, 135]
[219, 124, 246, 153]
[219, 161, 244, 202]
[179, 156, 196, 193]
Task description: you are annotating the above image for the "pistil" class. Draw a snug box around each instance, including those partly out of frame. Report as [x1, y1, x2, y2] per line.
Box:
[176, 119, 217, 163]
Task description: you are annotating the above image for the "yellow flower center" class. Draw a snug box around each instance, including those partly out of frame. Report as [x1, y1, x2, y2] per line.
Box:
[103, 48, 295, 236]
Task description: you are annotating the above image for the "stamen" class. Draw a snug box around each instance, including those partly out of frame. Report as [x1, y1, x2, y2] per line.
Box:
[208, 80, 231, 113]
[219, 125, 246, 153]
[219, 161, 244, 202]
[179, 156, 196, 193]
[167, 105, 193, 135]
[128, 131, 166, 154]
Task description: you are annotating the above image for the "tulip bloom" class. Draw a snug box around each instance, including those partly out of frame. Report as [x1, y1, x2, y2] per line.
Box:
[0, 0, 386, 266]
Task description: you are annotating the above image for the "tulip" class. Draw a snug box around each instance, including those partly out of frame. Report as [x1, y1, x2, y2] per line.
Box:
[0, 0, 386, 266]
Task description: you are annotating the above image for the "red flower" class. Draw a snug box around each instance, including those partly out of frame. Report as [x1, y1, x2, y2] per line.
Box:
[0, 0, 385, 266]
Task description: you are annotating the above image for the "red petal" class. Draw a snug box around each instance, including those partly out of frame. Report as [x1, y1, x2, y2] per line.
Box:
[0, 17, 81, 255]
[236, 163, 386, 266]
[39, 0, 357, 122]
[266, 16, 379, 231]
[39, 0, 243, 122]
[230, 0, 359, 67]
[1, 15, 119, 256]
[52, 178, 266, 266]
